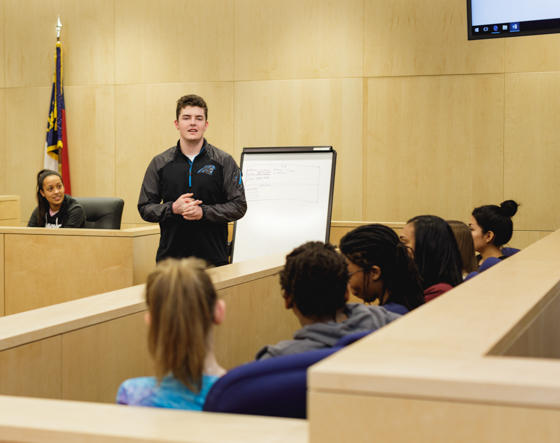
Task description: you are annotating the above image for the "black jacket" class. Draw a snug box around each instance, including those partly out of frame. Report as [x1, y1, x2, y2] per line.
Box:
[138, 139, 247, 265]
[28, 195, 86, 228]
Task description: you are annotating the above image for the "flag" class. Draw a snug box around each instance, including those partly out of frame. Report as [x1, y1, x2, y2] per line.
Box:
[44, 40, 71, 195]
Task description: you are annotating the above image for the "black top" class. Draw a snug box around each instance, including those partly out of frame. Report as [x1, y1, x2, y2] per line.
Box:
[28, 195, 86, 228]
[138, 139, 247, 266]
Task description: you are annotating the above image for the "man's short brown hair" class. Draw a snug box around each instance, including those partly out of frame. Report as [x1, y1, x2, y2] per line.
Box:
[176, 95, 208, 120]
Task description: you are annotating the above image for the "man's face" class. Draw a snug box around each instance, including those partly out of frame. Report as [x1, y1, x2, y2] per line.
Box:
[174, 106, 208, 144]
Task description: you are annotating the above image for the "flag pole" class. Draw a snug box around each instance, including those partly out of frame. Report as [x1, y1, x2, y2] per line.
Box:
[56, 15, 61, 41]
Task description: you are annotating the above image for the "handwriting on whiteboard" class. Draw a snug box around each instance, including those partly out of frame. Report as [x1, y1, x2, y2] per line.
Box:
[244, 164, 320, 202]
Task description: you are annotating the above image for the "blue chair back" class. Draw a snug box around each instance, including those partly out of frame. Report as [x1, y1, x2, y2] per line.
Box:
[478, 257, 501, 272]
[384, 302, 409, 315]
[335, 330, 374, 347]
[203, 347, 341, 419]
[501, 247, 520, 257]
[465, 257, 502, 281]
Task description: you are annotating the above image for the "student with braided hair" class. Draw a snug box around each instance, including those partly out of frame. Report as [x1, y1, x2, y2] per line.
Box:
[117, 258, 226, 410]
[469, 200, 520, 265]
[339, 224, 425, 314]
[256, 241, 400, 360]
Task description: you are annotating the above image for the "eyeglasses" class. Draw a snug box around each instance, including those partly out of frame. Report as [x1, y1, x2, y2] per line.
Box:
[348, 268, 364, 277]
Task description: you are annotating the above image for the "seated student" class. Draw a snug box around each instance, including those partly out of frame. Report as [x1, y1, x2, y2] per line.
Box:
[27, 169, 86, 228]
[469, 200, 519, 265]
[256, 242, 400, 360]
[400, 216, 463, 302]
[117, 258, 226, 410]
[339, 224, 424, 314]
[447, 220, 479, 277]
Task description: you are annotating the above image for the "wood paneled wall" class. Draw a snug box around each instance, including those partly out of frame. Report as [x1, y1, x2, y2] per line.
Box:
[0, 0, 558, 240]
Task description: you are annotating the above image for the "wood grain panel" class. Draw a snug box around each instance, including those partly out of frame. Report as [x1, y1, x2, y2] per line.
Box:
[5, 0, 55, 88]
[0, 234, 4, 317]
[0, 197, 19, 223]
[502, 289, 560, 359]
[0, 396, 308, 443]
[132, 233, 158, 285]
[364, 75, 504, 222]
[115, 83, 234, 224]
[115, 0, 233, 85]
[364, 0, 504, 77]
[234, 79, 363, 221]
[0, 1, 5, 88]
[234, 0, 363, 81]
[510, 231, 553, 251]
[0, 89, 5, 195]
[0, 337, 61, 399]
[309, 391, 560, 443]
[61, 312, 152, 403]
[329, 222, 405, 248]
[214, 274, 300, 369]
[4, 234, 133, 315]
[64, 86, 115, 198]
[506, 34, 560, 73]
[5, 87, 52, 222]
[504, 72, 560, 231]
[5, 0, 114, 87]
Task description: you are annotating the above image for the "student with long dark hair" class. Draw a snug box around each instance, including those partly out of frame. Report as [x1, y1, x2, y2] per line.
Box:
[339, 224, 425, 314]
[469, 200, 519, 264]
[27, 169, 86, 228]
[117, 258, 226, 409]
[400, 215, 463, 302]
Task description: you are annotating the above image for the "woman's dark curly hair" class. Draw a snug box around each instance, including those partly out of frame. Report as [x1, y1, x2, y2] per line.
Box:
[279, 242, 348, 320]
[339, 224, 424, 310]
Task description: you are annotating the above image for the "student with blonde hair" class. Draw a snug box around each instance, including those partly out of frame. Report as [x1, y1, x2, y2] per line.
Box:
[117, 258, 226, 410]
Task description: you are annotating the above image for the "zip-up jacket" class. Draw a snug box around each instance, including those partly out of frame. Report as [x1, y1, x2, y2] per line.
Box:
[138, 139, 247, 265]
[28, 195, 86, 228]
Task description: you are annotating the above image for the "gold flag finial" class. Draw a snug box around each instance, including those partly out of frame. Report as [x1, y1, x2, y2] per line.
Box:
[56, 16, 62, 40]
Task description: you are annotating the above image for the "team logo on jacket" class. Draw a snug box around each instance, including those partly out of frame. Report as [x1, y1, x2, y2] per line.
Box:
[198, 165, 216, 176]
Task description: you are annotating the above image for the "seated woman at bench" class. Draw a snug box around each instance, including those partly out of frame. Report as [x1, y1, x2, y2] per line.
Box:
[256, 241, 400, 360]
[339, 224, 425, 314]
[117, 258, 226, 410]
[28, 169, 86, 228]
[469, 200, 519, 265]
[400, 215, 463, 302]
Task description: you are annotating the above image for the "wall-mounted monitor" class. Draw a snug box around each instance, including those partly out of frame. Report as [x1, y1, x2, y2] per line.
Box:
[468, 0, 560, 40]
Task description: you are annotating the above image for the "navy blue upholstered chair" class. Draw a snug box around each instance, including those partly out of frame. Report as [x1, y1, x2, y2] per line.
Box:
[334, 330, 374, 347]
[465, 257, 502, 281]
[501, 247, 520, 257]
[203, 347, 341, 419]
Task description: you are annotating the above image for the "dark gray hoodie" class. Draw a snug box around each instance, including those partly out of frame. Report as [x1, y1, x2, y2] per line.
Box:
[256, 303, 401, 360]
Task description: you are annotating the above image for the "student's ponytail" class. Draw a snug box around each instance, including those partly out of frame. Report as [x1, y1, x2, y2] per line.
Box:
[145, 258, 217, 393]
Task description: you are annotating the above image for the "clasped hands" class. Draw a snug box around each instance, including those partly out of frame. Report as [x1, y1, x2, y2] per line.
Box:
[172, 193, 203, 220]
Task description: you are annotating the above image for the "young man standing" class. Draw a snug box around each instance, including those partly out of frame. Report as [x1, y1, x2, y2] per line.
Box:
[138, 95, 247, 266]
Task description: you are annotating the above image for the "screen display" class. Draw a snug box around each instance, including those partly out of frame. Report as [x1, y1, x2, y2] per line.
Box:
[468, 0, 560, 40]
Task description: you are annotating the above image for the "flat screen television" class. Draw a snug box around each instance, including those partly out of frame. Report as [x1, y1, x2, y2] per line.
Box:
[467, 0, 560, 40]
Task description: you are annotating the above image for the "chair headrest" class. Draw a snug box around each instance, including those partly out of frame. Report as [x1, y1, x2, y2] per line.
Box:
[73, 197, 125, 229]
